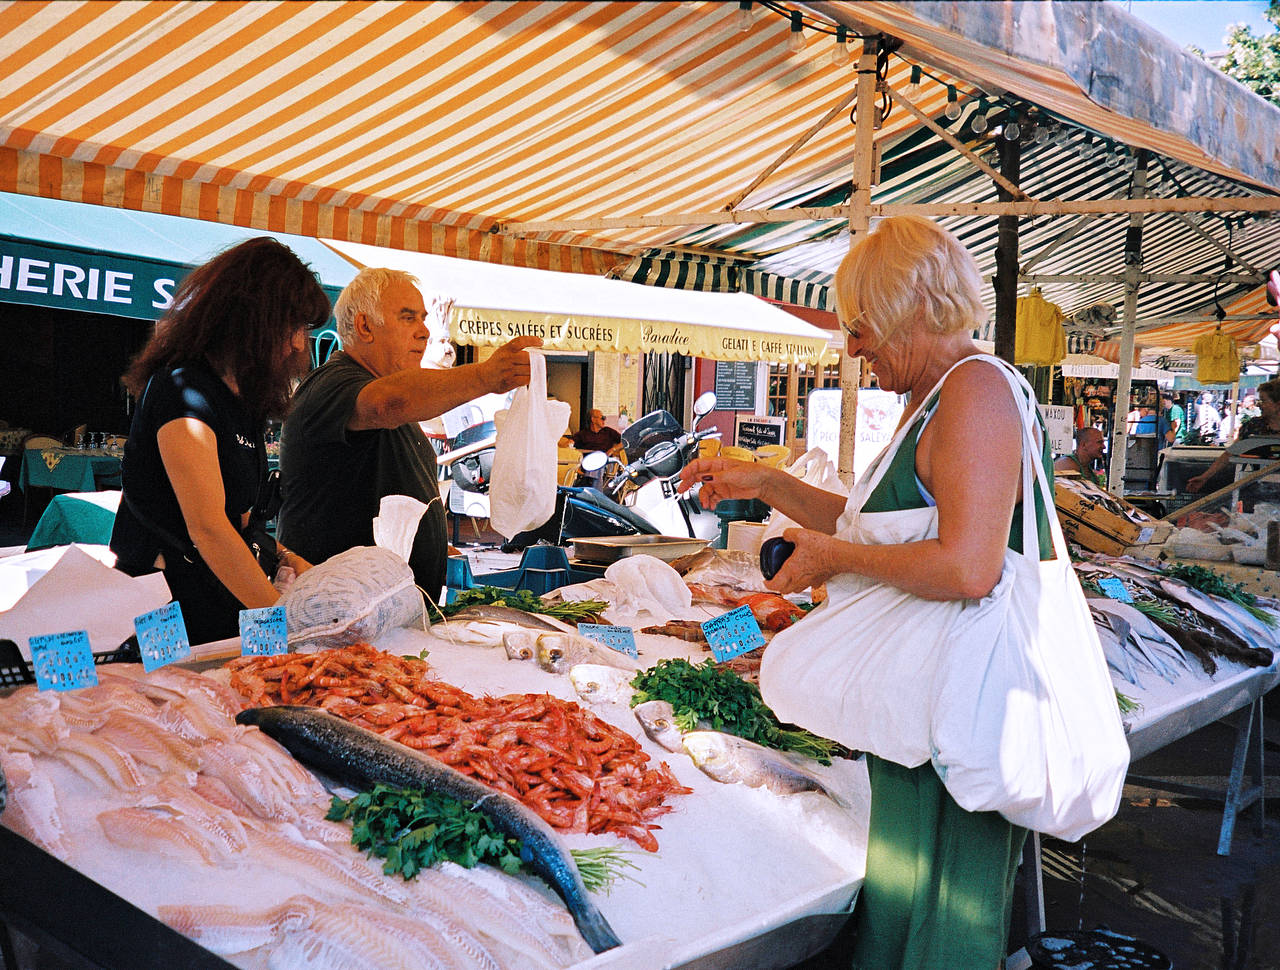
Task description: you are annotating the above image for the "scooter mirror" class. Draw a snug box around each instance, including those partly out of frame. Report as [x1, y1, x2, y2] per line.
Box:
[580, 450, 609, 473]
[693, 391, 717, 417]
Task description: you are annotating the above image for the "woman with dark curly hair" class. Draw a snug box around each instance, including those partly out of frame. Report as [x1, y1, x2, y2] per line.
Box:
[110, 237, 331, 643]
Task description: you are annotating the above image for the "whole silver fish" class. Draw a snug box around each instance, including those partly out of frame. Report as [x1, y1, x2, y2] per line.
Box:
[681, 730, 849, 808]
[568, 664, 635, 707]
[235, 705, 621, 954]
[502, 629, 538, 661]
[451, 605, 575, 633]
[632, 700, 690, 753]
[534, 633, 640, 675]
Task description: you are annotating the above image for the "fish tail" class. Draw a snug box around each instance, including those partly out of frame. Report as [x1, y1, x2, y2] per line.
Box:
[568, 899, 622, 953]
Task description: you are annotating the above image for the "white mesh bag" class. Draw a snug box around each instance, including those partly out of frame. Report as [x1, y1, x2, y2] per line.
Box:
[281, 546, 425, 652]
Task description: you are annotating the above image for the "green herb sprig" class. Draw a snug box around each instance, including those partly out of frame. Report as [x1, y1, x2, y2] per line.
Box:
[629, 658, 841, 763]
[441, 586, 609, 623]
[327, 784, 640, 893]
[1115, 690, 1141, 716]
[1163, 563, 1277, 627]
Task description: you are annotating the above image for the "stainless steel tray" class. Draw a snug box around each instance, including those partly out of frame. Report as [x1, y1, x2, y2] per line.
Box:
[572, 535, 710, 564]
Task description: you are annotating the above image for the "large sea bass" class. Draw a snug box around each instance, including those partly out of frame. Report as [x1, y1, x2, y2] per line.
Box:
[235, 705, 622, 954]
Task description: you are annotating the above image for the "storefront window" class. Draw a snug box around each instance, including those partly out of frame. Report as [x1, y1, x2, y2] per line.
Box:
[767, 360, 842, 444]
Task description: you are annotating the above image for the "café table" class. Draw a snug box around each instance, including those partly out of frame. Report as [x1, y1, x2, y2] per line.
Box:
[25, 490, 122, 552]
[19, 444, 123, 494]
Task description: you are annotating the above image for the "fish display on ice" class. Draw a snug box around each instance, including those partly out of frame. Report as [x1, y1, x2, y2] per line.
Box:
[681, 730, 850, 809]
[568, 664, 636, 707]
[235, 704, 623, 954]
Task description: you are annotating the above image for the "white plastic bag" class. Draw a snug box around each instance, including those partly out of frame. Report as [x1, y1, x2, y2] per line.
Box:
[761, 355, 1128, 841]
[760, 447, 848, 543]
[281, 546, 425, 652]
[489, 351, 572, 538]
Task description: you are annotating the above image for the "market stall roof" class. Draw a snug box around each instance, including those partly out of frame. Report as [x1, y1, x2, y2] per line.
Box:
[330, 239, 837, 365]
[0, 191, 356, 320]
[0, 1, 1276, 347]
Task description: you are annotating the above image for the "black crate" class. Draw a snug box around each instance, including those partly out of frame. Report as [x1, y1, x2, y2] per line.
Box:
[0, 636, 141, 689]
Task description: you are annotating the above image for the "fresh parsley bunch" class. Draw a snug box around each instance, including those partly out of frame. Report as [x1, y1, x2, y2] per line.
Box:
[629, 658, 840, 762]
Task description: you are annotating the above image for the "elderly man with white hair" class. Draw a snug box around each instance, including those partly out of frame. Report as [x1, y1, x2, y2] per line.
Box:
[278, 266, 539, 602]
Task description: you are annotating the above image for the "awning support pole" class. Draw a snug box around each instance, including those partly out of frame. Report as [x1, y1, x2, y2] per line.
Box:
[993, 129, 1020, 364]
[838, 39, 880, 487]
[1108, 149, 1150, 494]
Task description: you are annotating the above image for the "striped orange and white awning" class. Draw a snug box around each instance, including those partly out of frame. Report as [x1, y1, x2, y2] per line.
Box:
[0, 0, 1277, 337]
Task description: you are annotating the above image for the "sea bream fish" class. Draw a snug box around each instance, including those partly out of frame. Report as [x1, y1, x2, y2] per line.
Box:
[568, 664, 636, 707]
[632, 699, 702, 753]
[681, 730, 850, 809]
[534, 633, 640, 675]
[235, 705, 621, 954]
[436, 604, 577, 648]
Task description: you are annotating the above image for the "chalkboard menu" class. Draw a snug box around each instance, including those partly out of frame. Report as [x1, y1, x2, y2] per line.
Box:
[735, 418, 785, 450]
[714, 361, 756, 411]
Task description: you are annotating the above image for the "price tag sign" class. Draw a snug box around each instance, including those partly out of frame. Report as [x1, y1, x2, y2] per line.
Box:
[134, 601, 191, 672]
[701, 606, 765, 662]
[28, 631, 98, 692]
[577, 623, 638, 658]
[1097, 577, 1134, 603]
[239, 606, 288, 657]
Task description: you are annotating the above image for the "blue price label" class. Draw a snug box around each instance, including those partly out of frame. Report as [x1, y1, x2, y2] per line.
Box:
[240, 606, 289, 657]
[577, 623, 638, 658]
[1097, 577, 1134, 603]
[701, 605, 765, 662]
[134, 601, 191, 672]
[28, 630, 98, 692]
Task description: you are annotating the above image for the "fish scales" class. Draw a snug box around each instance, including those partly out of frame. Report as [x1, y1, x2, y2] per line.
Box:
[235, 704, 622, 954]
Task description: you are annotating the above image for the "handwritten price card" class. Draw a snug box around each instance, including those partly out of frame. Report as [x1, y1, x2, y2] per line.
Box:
[240, 606, 288, 657]
[29, 631, 98, 692]
[1097, 577, 1134, 603]
[134, 601, 191, 672]
[701, 605, 765, 662]
[578, 623, 638, 658]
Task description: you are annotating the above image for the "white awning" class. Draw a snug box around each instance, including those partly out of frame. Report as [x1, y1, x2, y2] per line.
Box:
[328, 240, 837, 366]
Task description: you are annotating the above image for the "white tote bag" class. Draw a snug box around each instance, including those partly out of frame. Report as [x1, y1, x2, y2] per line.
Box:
[760, 355, 1128, 841]
[488, 351, 572, 538]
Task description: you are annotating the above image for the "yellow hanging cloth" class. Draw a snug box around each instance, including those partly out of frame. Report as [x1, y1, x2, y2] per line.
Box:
[1193, 328, 1239, 384]
[1015, 289, 1066, 366]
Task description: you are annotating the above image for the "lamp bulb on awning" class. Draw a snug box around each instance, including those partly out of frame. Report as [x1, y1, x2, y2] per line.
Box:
[970, 105, 989, 134]
[831, 25, 850, 65]
[788, 11, 806, 52]
[943, 85, 962, 121]
[736, 1, 753, 32]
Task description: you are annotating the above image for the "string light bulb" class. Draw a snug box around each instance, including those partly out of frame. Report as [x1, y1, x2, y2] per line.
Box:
[736, 1, 752, 32]
[788, 10, 805, 52]
[1002, 107, 1021, 141]
[831, 25, 850, 65]
[904, 64, 923, 97]
[943, 84, 962, 121]
[970, 100, 989, 134]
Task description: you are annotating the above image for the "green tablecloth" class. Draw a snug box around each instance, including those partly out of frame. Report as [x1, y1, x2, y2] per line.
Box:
[26, 491, 121, 551]
[19, 446, 122, 493]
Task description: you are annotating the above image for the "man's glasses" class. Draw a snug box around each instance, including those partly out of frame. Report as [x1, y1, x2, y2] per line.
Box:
[838, 307, 871, 342]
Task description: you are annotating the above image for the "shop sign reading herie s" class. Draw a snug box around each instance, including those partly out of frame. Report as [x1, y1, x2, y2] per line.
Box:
[701, 606, 765, 661]
[134, 601, 192, 672]
[0, 239, 180, 321]
[28, 630, 99, 692]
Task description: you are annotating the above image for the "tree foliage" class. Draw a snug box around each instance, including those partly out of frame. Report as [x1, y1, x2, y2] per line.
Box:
[1216, 0, 1280, 105]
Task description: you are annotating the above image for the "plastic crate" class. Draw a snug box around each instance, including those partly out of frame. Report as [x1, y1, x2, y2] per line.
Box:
[0, 635, 141, 689]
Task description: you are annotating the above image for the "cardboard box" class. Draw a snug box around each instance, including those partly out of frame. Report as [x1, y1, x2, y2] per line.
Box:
[1054, 478, 1165, 554]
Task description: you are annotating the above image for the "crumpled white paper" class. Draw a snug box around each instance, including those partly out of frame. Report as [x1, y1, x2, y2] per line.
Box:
[372, 494, 432, 562]
[0, 545, 170, 656]
[557, 556, 707, 627]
